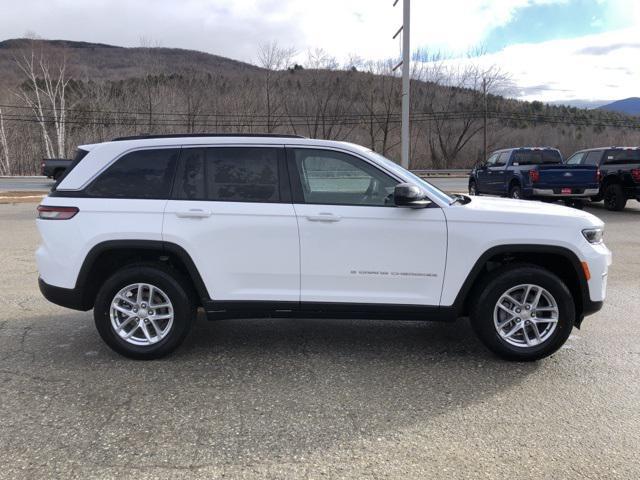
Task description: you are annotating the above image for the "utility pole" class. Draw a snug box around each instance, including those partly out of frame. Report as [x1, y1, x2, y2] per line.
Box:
[482, 77, 487, 163]
[392, 0, 410, 169]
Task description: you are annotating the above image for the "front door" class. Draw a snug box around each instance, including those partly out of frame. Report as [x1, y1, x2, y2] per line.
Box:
[163, 146, 300, 303]
[287, 147, 447, 306]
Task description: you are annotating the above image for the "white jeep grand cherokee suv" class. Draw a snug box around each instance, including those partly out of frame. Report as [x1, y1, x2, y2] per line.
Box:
[36, 134, 611, 361]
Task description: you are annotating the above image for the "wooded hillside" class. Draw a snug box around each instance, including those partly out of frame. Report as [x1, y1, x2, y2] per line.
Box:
[0, 38, 638, 175]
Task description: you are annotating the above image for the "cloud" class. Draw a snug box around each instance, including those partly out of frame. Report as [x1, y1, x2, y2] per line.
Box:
[576, 42, 640, 55]
[457, 28, 640, 103]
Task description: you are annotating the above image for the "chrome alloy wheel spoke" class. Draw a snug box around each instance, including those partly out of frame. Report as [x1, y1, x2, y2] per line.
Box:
[110, 283, 174, 347]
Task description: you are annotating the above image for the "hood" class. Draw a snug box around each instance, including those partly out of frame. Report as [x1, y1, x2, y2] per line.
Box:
[450, 196, 604, 228]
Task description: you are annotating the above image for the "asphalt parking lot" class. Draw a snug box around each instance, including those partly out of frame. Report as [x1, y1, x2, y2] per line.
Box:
[1, 200, 639, 479]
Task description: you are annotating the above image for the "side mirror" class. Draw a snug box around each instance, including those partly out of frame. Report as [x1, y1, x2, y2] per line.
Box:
[394, 183, 430, 208]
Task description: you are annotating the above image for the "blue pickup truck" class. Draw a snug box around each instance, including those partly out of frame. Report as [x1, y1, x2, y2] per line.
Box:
[468, 147, 599, 205]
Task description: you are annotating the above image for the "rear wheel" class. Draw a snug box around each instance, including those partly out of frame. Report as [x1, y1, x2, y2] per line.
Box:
[470, 265, 575, 361]
[469, 180, 479, 196]
[94, 264, 195, 359]
[509, 184, 522, 199]
[603, 184, 626, 211]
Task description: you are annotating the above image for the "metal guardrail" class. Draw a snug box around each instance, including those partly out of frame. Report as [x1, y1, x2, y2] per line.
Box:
[411, 169, 470, 177]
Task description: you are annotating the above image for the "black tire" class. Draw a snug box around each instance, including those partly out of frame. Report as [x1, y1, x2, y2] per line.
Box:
[94, 263, 195, 359]
[468, 180, 479, 196]
[508, 184, 522, 199]
[603, 184, 626, 211]
[470, 264, 575, 361]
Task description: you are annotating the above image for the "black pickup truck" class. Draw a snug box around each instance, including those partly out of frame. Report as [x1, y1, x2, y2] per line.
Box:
[566, 147, 640, 211]
[41, 158, 72, 180]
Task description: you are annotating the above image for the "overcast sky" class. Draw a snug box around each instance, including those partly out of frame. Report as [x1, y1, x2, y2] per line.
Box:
[1, 0, 639, 104]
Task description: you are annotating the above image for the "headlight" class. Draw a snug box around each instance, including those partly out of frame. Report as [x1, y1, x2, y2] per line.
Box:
[582, 227, 604, 244]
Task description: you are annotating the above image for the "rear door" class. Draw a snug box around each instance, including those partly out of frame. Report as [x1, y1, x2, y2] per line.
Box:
[287, 147, 447, 306]
[487, 151, 510, 193]
[163, 146, 300, 303]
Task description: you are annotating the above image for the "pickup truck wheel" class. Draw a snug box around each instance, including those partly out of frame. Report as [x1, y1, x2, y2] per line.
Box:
[94, 264, 195, 359]
[604, 184, 626, 211]
[508, 184, 522, 199]
[470, 265, 575, 361]
[468, 180, 479, 196]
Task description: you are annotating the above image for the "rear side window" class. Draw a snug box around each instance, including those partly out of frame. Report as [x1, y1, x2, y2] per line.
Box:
[603, 149, 640, 165]
[512, 150, 561, 165]
[87, 149, 179, 199]
[174, 147, 281, 203]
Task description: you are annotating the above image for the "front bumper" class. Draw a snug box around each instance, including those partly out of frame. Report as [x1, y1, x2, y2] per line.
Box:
[532, 188, 599, 198]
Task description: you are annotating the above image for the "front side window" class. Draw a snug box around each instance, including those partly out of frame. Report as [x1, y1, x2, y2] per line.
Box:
[495, 152, 510, 166]
[584, 151, 603, 166]
[485, 153, 500, 166]
[291, 149, 398, 206]
[87, 149, 179, 199]
[174, 147, 281, 202]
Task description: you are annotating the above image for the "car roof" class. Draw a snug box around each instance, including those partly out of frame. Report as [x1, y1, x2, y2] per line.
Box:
[576, 146, 640, 152]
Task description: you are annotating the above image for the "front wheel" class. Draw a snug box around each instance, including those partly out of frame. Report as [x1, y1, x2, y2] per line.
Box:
[94, 264, 196, 359]
[468, 180, 479, 196]
[470, 265, 575, 361]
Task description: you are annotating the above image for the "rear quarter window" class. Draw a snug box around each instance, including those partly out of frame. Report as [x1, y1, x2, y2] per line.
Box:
[86, 149, 179, 199]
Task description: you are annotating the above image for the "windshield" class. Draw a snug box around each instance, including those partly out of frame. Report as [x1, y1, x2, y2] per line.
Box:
[367, 151, 454, 205]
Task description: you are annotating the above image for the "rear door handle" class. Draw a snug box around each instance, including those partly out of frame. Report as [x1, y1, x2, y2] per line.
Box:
[305, 213, 341, 222]
[176, 208, 212, 218]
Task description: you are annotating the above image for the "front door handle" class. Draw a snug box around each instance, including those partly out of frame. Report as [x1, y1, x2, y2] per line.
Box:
[306, 213, 341, 222]
[176, 208, 212, 218]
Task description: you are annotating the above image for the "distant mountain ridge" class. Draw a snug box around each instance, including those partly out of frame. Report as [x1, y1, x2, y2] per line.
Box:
[597, 97, 640, 116]
[0, 38, 260, 87]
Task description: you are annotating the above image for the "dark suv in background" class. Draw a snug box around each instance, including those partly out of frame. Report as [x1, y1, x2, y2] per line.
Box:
[566, 147, 640, 211]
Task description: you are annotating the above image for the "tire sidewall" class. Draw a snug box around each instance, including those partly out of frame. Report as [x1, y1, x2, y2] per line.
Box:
[469, 180, 478, 196]
[94, 265, 194, 359]
[471, 266, 575, 361]
[509, 184, 521, 199]
[604, 184, 625, 211]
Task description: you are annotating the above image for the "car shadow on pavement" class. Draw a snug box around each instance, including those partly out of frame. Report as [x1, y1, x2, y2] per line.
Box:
[0, 310, 542, 472]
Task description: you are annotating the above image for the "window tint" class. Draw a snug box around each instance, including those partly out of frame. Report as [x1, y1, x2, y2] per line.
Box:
[174, 147, 280, 202]
[87, 149, 178, 198]
[292, 149, 398, 206]
[565, 152, 585, 165]
[584, 151, 603, 166]
[512, 150, 561, 165]
[603, 149, 640, 165]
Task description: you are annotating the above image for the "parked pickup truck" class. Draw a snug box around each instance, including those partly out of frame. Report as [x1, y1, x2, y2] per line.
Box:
[41, 158, 72, 180]
[566, 146, 640, 211]
[468, 147, 599, 205]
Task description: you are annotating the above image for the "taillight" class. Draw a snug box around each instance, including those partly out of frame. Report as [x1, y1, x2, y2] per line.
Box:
[529, 169, 540, 183]
[631, 168, 640, 183]
[40, 161, 45, 175]
[37, 205, 79, 220]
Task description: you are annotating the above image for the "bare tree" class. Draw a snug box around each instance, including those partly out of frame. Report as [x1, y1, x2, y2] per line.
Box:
[0, 107, 10, 175]
[256, 41, 295, 132]
[14, 47, 71, 158]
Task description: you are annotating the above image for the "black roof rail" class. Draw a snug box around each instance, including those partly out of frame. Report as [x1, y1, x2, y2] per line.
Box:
[111, 133, 306, 141]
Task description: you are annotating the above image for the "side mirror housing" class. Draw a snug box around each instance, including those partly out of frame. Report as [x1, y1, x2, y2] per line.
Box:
[393, 183, 430, 208]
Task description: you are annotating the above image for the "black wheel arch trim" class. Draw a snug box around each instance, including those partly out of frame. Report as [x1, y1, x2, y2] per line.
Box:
[74, 240, 210, 308]
[450, 244, 599, 325]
